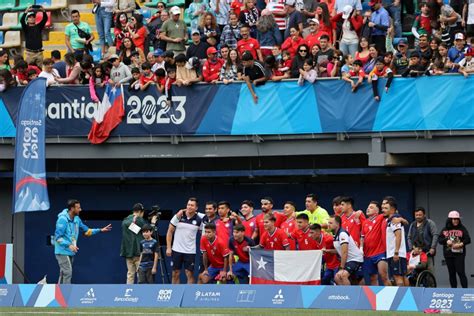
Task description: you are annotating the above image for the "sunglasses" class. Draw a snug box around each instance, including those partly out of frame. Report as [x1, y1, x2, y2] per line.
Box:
[299, 50, 307, 52]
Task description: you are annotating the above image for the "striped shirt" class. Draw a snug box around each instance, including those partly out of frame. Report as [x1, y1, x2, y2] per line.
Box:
[267, 1, 286, 30]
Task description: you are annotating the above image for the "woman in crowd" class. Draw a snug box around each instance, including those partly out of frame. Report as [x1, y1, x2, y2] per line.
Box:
[198, 12, 220, 48]
[281, 27, 305, 58]
[436, 0, 463, 43]
[114, 13, 130, 51]
[239, 0, 260, 38]
[439, 210, 471, 288]
[331, 5, 362, 58]
[290, 43, 310, 78]
[432, 42, 452, 72]
[265, 54, 289, 81]
[89, 65, 108, 102]
[363, 44, 379, 73]
[256, 9, 282, 57]
[310, 44, 320, 65]
[0, 69, 16, 92]
[55, 53, 81, 84]
[0, 50, 10, 71]
[188, 0, 209, 30]
[220, 48, 241, 83]
[119, 37, 145, 66]
[355, 37, 370, 66]
[314, 2, 334, 44]
[128, 14, 148, 53]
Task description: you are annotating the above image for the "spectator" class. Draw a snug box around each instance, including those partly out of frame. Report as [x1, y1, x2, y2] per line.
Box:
[439, 210, 471, 288]
[315, 35, 334, 76]
[38, 58, 60, 86]
[459, 48, 474, 75]
[198, 13, 221, 47]
[93, 0, 115, 57]
[151, 49, 166, 72]
[113, 0, 136, 16]
[412, 2, 433, 41]
[108, 54, 133, 86]
[464, 0, 474, 40]
[128, 51, 143, 70]
[137, 224, 158, 284]
[231, 0, 245, 16]
[392, 38, 409, 74]
[256, 9, 283, 57]
[368, 0, 390, 53]
[439, 0, 463, 43]
[237, 25, 263, 61]
[305, 19, 329, 49]
[146, 4, 168, 50]
[239, 0, 260, 37]
[153, 10, 170, 52]
[201, 47, 224, 82]
[119, 37, 146, 66]
[329, 50, 346, 76]
[448, 33, 468, 70]
[363, 44, 379, 73]
[120, 203, 146, 284]
[27, 69, 38, 81]
[220, 48, 241, 83]
[300, 0, 319, 26]
[220, 45, 230, 59]
[297, 58, 318, 85]
[0, 69, 16, 92]
[220, 13, 242, 49]
[210, 0, 231, 31]
[290, 44, 310, 77]
[367, 56, 393, 101]
[284, 0, 304, 39]
[128, 14, 148, 53]
[314, 3, 335, 44]
[332, 5, 363, 57]
[429, 37, 442, 58]
[175, 55, 203, 86]
[416, 34, 433, 60]
[154, 68, 166, 93]
[65, 10, 94, 57]
[266, 0, 287, 38]
[281, 27, 305, 58]
[129, 67, 141, 91]
[297, 193, 330, 227]
[14, 60, 41, 85]
[161, 6, 188, 55]
[265, 54, 290, 80]
[333, 0, 362, 15]
[51, 50, 66, 78]
[241, 51, 267, 103]
[406, 241, 429, 278]
[407, 207, 439, 270]
[21, 5, 48, 68]
[342, 55, 364, 92]
[0, 50, 10, 71]
[139, 62, 156, 90]
[164, 50, 176, 69]
[89, 66, 108, 102]
[78, 57, 93, 85]
[188, 0, 209, 30]
[114, 13, 130, 51]
[402, 50, 429, 77]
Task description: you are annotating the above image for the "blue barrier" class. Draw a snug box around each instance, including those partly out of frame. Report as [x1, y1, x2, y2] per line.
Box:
[1, 76, 473, 138]
[2, 284, 474, 312]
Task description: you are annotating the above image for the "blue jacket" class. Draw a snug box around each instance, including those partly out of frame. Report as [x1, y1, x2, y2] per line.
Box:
[54, 209, 100, 256]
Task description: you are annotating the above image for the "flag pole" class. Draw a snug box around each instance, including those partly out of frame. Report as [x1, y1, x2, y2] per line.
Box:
[10, 209, 30, 283]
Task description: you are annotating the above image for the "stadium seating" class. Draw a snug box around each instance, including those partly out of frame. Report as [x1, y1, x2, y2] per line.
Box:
[145, 0, 160, 7]
[48, 0, 68, 11]
[35, 11, 52, 28]
[0, 31, 3, 45]
[35, 0, 52, 6]
[0, 12, 18, 31]
[0, 0, 15, 12]
[0, 31, 20, 48]
[11, 0, 35, 12]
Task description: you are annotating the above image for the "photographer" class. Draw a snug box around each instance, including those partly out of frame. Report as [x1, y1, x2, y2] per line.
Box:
[120, 203, 146, 284]
[21, 5, 48, 67]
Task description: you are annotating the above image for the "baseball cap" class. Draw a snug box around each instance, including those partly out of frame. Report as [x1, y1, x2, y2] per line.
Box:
[368, 0, 380, 6]
[206, 47, 218, 55]
[108, 54, 119, 61]
[153, 48, 164, 57]
[448, 210, 460, 219]
[170, 6, 181, 15]
[26, 11, 36, 18]
[163, 50, 175, 58]
[342, 5, 353, 19]
[308, 18, 319, 25]
[466, 48, 474, 56]
[185, 57, 200, 70]
[397, 38, 408, 46]
[285, 0, 296, 6]
[454, 32, 465, 41]
[191, 29, 200, 35]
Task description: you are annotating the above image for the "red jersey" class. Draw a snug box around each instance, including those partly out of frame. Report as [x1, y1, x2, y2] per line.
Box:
[280, 217, 297, 250]
[229, 236, 255, 263]
[305, 31, 329, 50]
[407, 250, 428, 266]
[255, 211, 285, 237]
[237, 38, 260, 59]
[280, 36, 306, 58]
[202, 58, 225, 82]
[361, 214, 387, 257]
[322, 232, 339, 269]
[215, 218, 233, 243]
[140, 73, 156, 85]
[200, 236, 230, 268]
[259, 227, 289, 250]
[341, 211, 365, 247]
[242, 216, 257, 238]
[290, 227, 318, 250]
[349, 69, 366, 78]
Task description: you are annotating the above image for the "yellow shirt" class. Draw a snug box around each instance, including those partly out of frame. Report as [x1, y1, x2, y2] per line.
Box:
[296, 206, 330, 226]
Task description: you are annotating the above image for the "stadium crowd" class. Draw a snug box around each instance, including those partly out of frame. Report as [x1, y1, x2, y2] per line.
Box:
[0, 0, 473, 102]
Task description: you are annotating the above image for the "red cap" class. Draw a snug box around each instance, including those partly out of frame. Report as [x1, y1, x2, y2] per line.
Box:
[369, 0, 380, 6]
[466, 48, 474, 57]
[206, 47, 218, 55]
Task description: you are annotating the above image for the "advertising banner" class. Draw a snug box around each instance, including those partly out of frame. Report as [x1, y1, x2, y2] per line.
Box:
[0, 285, 16, 307]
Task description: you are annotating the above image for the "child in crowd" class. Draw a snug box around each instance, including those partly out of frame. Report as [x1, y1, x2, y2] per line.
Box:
[138, 224, 158, 284]
[411, 3, 432, 43]
[27, 69, 38, 81]
[154, 68, 166, 93]
[129, 67, 142, 91]
[342, 55, 364, 92]
[298, 59, 317, 85]
[368, 56, 394, 101]
[406, 241, 428, 279]
[140, 62, 156, 91]
[89, 66, 109, 102]
[175, 54, 202, 86]
[164, 67, 176, 101]
[429, 60, 446, 75]
[459, 48, 474, 77]
[278, 50, 292, 73]
[401, 50, 429, 77]
[14, 60, 41, 85]
[265, 55, 289, 81]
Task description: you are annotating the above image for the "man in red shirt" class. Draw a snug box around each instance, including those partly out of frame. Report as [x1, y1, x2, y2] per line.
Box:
[202, 47, 224, 83]
[228, 224, 255, 283]
[291, 213, 318, 250]
[237, 25, 263, 62]
[332, 196, 343, 216]
[304, 18, 329, 50]
[199, 223, 231, 284]
[280, 201, 297, 249]
[233, 200, 257, 238]
[309, 223, 340, 285]
[139, 62, 156, 90]
[259, 213, 290, 250]
[340, 196, 365, 247]
[253, 197, 286, 241]
[361, 201, 390, 285]
[215, 201, 233, 242]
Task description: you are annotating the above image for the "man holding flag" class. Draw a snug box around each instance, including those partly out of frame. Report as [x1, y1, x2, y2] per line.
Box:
[55, 199, 112, 284]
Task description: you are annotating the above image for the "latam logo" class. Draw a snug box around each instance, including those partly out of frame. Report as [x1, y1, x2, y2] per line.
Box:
[195, 291, 221, 302]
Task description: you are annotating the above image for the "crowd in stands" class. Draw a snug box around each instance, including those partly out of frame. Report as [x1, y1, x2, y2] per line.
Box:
[0, 0, 473, 102]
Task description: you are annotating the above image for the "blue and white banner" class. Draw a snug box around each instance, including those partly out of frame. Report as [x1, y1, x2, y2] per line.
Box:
[12, 78, 49, 213]
[0, 285, 16, 307]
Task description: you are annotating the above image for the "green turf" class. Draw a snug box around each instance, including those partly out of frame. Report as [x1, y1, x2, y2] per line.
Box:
[0, 307, 443, 315]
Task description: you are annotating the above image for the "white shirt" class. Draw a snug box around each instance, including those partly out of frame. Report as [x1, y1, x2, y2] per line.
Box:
[333, 228, 363, 263]
[151, 61, 165, 73]
[170, 213, 202, 254]
[386, 219, 407, 258]
[38, 69, 60, 86]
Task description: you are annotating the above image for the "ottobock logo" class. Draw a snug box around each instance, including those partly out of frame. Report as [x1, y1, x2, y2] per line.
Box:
[236, 290, 256, 303]
[80, 288, 97, 305]
[114, 288, 139, 303]
[157, 289, 173, 302]
[272, 289, 285, 305]
[328, 295, 350, 300]
[194, 290, 221, 302]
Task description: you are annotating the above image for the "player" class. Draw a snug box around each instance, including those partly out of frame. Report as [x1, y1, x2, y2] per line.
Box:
[291, 213, 318, 250]
[198, 223, 231, 284]
[215, 201, 233, 241]
[309, 223, 340, 285]
[228, 224, 256, 284]
[332, 196, 343, 216]
[233, 200, 257, 238]
[253, 197, 286, 241]
[297, 193, 330, 228]
[280, 201, 297, 250]
[258, 213, 290, 250]
[340, 196, 365, 247]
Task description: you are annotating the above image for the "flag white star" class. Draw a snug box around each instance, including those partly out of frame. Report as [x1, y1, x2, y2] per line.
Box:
[34, 93, 41, 101]
[256, 257, 267, 270]
[111, 86, 117, 95]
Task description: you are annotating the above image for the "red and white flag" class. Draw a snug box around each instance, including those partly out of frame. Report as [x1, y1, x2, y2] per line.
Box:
[88, 84, 125, 144]
[250, 249, 322, 285]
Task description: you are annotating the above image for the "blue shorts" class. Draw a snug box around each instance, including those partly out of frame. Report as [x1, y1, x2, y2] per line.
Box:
[363, 253, 386, 275]
[388, 257, 407, 276]
[343, 261, 362, 277]
[171, 251, 195, 272]
[322, 268, 338, 285]
[232, 261, 250, 278]
[207, 266, 223, 280]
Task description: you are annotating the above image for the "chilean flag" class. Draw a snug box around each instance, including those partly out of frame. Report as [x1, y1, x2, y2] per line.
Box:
[88, 84, 125, 144]
[250, 249, 322, 285]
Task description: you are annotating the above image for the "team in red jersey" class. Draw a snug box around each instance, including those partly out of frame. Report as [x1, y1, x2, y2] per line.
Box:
[291, 213, 318, 250]
[228, 224, 255, 283]
[340, 197, 365, 247]
[199, 223, 231, 284]
[234, 200, 257, 238]
[308, 223, 340, 284]
[280, 201, 297, 250]
[253, 197, 286, 241]
[259, 213, 290, 250]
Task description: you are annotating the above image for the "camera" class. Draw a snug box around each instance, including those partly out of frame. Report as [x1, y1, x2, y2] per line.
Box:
[148, 204, 162, 221]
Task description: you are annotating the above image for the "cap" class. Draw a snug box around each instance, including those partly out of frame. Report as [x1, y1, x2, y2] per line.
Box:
[448, 210, 460, 219]
[206, 47, 218, 55]
[170, 6, 181, 15]
[342, 5, 353, 19]
[185, 57, 200, 69]
[308, 18, 319, 25]
[454, 32, 465, 41]
[285, 0, 296, 6]
[153, 48, 164, 57]
[26, 11, 36, 18]
[409, 50, 421, 58]
[191, 29, 200, 35]
[163, 50, 174, 58]
[397, 38, 408, 46]
[108, 54, 119, 61]
[368, 0, 380, 6]
[466, 48, 474, 57]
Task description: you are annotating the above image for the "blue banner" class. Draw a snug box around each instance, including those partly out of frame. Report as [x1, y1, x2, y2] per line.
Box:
[12, 78, 49, 213]
[0, 285, 16, 307]
[0, 76, 473, 137]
